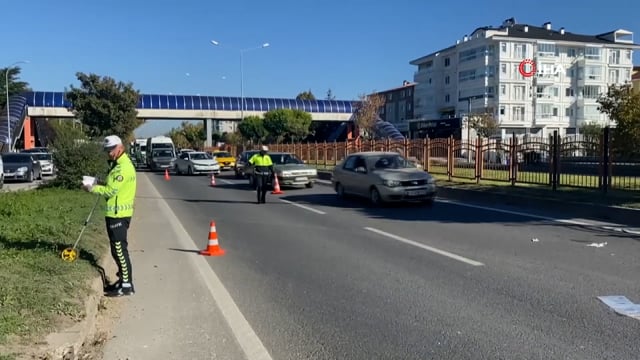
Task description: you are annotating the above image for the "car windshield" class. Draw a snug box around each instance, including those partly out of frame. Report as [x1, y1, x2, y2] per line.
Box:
[270, 153, 303, 165]
[153, 150, 174, 158]
[2, 154, 31, 163]
[190, 153, 209, 160]
[370, 154, 416, 169]
[32, 153, 52, 161]
[215, 152, 232, 158]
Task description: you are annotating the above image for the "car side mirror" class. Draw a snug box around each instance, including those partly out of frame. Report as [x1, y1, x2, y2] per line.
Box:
[355, 166, 367, 173]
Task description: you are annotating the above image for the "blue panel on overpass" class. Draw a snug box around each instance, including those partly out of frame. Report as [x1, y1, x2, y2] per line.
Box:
[23, 91, 357, 114]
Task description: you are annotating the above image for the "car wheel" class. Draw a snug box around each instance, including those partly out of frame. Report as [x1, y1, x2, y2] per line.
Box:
[335, 183, 345, 198]
[27, 171, 34, 183]
[305, 182, 314, 189]
[0, 175, 4, 189]
[187, 166, 193, 175]
[38, 170, 43, 180]
[369, 187, 382, 206]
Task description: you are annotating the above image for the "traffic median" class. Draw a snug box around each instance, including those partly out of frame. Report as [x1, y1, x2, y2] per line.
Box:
[0, 186, 111, 359]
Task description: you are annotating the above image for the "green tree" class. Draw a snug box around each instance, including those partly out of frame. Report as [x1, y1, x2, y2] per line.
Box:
[468, 112, 500, 138]
[296, 90, 315, 100]
[166, 128, 189, 149]
[238, 115, 268, 143]
[263, 109, 290, 142]
[597, 84, 640, 158]
[579, 122, 603, 157]
[165, 121, 205, 149]
[0, 66, 31, 110]
[285, 109, 312, 142]
[325, 89, 336, 100]
[65, 72, 142, 140]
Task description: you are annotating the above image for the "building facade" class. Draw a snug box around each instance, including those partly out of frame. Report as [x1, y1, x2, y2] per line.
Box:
[410, 18, 639, 139]
[371, 80, 415, 135]
[633, 66, 640, 94]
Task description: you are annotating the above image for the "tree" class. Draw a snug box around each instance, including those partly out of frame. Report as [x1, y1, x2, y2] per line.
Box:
[325, 89, 336, 100]
[66, 72, 142, 140]
[238, 115, 268, 143]
[597, 84, 640, 157]
[579, 122, 603, 157]
[468, 112, 500, 138]
[296, 90, 315, 100]
[0, 66, 31, 110]
[166, 121, 206, 149]
[263, 109, 291, 142]
[285, 109, 312, 142]
[353, 92, 385, 139]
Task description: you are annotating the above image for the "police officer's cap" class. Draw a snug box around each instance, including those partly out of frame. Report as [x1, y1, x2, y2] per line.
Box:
[103, 135, 123, 151]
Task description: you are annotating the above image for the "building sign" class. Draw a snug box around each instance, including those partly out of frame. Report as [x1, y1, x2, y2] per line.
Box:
[409, 118, 462, 132]
[518, 59, 565, 78]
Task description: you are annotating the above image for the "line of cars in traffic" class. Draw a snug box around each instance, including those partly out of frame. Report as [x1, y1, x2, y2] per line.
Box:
[0, 147, 55, 189]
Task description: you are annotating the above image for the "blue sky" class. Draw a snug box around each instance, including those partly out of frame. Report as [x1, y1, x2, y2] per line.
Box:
[2, 0, 638, 137]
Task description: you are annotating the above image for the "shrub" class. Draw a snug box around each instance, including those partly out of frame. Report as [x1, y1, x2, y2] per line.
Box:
[46, 121, 109, 189]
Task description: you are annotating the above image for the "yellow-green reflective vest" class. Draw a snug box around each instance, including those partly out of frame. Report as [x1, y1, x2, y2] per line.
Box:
[91, 153, 137, 218]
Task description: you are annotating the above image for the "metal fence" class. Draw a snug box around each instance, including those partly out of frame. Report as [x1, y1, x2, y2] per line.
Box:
[247, 128, 640, 192]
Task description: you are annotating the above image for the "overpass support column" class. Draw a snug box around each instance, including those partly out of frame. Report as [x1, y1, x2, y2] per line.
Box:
[204, 118, 213, 148]
[346, 122, 357, 140]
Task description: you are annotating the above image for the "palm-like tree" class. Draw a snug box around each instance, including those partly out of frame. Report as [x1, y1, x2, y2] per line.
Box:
[0, 66, 31, 110]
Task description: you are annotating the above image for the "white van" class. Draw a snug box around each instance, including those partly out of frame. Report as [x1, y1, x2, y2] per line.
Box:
[145, 136, 176, 171]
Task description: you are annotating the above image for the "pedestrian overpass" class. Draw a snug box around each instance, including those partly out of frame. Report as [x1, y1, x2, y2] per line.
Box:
[1, 90, 405, 151]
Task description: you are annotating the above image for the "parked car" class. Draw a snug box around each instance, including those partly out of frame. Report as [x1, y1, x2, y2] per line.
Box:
[211, 151, 235, 171]
[1, 153, 43, 183]
[21, 147, 50, 154]
[331, 151, 437, 206]
[30, 152, 56, 176]
[234, 150, 260, 179]
[246, 152, 318, 189]
[174, 151, 220, 175]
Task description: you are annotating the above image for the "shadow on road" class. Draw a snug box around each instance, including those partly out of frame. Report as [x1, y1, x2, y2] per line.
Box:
[168, 247, 202, 254]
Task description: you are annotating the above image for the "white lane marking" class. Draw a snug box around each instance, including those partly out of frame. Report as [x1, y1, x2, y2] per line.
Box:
[436, 198, 595, 226]
[216, 178, 234, 185]
[279, 198, 326, 215]
[364, 227, 484, 267]
[145, 174, 273, 360]
[316, 179, 332, 185]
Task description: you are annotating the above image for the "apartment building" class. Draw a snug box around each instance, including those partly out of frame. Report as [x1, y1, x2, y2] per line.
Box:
[409, 18, 639, 139]
[372, 80, 415, 135]
[633, 66, 640, 93]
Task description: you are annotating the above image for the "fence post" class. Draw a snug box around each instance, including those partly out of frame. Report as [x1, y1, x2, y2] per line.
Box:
[323, 141, 327, 168]
[602, 126, 610, 194]
[475, 137, 482, 183]
[425, 137, 431, 172]
[447, 136, 453, 181]
[314, 141, 319, 167]
[333, 140, 338, 166]
[551, 130, 559, 191]
[403, 138, 409, 158]
[510, 132, 517, 186]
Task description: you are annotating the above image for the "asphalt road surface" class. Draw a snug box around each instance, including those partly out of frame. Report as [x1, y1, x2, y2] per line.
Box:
[1, 179, 47, 192]
[145, 171, 640, 360]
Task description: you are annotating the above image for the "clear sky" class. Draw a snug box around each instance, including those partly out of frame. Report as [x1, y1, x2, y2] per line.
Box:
[2, 0, 638, 137]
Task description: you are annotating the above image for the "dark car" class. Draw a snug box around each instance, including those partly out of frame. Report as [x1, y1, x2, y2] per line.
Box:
[2, 153, 43, 182]
[234, 150, 260, 178]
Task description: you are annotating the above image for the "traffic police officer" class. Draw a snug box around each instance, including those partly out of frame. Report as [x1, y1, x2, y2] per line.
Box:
[83, 135, 137, 297]
[248, 145, 274, 204]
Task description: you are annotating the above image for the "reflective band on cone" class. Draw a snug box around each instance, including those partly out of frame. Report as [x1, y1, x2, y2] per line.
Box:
[200, 220, 225, 256]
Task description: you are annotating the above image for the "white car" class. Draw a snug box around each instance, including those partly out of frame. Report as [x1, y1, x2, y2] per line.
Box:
[174, 151, 220, 175]
[31, 152, 55, 176]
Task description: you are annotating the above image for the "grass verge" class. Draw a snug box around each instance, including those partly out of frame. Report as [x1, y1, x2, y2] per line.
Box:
[0, 188, 108, 355]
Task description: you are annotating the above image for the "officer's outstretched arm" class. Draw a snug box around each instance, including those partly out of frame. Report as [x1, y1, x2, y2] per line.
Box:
[91, 166, 124, 198]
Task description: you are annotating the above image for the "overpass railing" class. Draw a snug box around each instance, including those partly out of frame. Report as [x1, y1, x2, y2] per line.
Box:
[258, 128, 640, 192]
[0, 95, 28, 152]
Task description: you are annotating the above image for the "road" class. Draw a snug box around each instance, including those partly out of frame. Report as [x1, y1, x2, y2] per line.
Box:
[105, 171, 640, 360]
[1, 178, 48, 192]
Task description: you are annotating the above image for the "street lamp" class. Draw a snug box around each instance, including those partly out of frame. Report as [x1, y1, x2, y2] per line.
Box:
[5, 60, 29, 152]
[210, 40, 270, 122]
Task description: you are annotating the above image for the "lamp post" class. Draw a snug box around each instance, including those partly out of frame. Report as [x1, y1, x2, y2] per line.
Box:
[5, 60, 29, 152]
[209, 40, 269, 122]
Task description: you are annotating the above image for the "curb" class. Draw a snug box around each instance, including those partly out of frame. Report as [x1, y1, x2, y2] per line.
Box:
[316, 171, 640, 227]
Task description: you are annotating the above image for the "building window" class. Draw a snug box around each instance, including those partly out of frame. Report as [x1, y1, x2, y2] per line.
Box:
[458, 69, 477, 82]
[609, 69, 620, 84]
[626, 50, 632, 61]
[513, 85, 526, 100]
[445, 94, 450, 103]
[514, 44, 526, 59]
[501, 63, 508, 75]
[486, 66, 495, 78]
[445, 75, 450, 84]
[565, 107, 573, 117]
[500, 42, 508, 55]
[499, 106, 506, 115]
[444, 57, 450, 67]
[565, 87, 574, 97]
[512, 106, 525, 121]
[500, 85, 507, 96]
[609, 50, 620, 65]
[387, 93, 393, 101]
[624, 69, 631, 81]
[536, 104, 555, 118]
[584, 105, 600, 120]
[567, 48, 576, 57]
[584, 46, 601, 60]
[537, 43, 556, 57]
[580, 85, 601, 99]
[512, 64, 525, 80]
[585, 66, 602, 81]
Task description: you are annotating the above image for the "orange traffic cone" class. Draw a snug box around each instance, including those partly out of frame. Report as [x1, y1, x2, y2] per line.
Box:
[210, 173, 216, 187]
[200, 221, 225, 256]
[164, 169, 170, 181]
[271, 175, 284, 195]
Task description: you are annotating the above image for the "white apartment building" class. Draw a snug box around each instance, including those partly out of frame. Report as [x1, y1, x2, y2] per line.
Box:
[409, 18, 639, 139]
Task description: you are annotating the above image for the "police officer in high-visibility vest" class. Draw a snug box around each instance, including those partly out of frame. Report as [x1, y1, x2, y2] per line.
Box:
[248, 145, 274, 204]
[83, 135, 137, 297]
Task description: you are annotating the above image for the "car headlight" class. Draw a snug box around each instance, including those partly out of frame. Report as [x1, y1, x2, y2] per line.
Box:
[17, 166, 28, 172]
[308, 169, 317, 176]
[383, 179, 401, 187]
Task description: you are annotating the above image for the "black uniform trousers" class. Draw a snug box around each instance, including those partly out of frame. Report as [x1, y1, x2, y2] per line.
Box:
[255, 173, 271, 203]
[105, 217, 133, 286]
